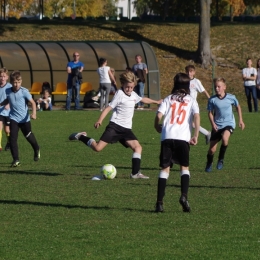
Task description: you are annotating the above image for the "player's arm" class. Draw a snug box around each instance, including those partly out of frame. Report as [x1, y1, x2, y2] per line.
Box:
[208, 110, 217, 131]
[236, 104, 245, 130]
[94, 106, 112, 128]
[0, 98, 9, 107]
[190, 113, 200, 145]
[203, 89, 210, 99]
[79, 66, 84, 72]
[29, 98, 37, 120]
[154, 111, 163, 133]
[141, 97, 162, 105]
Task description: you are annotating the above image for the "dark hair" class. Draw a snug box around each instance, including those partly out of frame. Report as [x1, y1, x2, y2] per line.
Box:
[125, 67, 132, 72]
[257, 59, 260, 69]
[10, 71, 22, 81]
[42, 81, 52, 94]
[171, 73, 190, 102]
[246, 57, 251, 62]
[99, 58, 107, 66]
[185, 65, 195, 72]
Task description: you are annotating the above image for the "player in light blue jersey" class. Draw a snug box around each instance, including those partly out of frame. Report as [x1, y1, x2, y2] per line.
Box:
[0, 71, 40, 167]
[0, 67, 12, 151]
[205, 77, 245, 172]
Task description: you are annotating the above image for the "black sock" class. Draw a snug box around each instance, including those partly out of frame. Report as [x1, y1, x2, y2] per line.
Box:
[26, 132, 39, 151]
[79, 135, 91, 145]
[157, 178, 167, 202]
[207, 153, 214, 164]
[181, 175, 189, 198]
[132, 158, 141, 175]
[218, 145, 227, 161]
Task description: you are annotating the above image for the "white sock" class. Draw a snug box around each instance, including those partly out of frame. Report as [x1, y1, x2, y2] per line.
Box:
[199, 126, 209, 136]
[159, 170, 169, 179]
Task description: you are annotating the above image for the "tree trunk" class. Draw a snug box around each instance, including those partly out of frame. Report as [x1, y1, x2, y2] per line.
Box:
[197, 0, 212, 68]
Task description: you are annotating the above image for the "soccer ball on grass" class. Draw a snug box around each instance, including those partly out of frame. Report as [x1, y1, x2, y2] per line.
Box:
[101, 164, 117, 180]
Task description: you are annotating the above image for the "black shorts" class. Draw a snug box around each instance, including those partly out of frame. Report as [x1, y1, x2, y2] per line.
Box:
[210, 126, 234, 142]
[0, 115, 10, 125]
[100, 121, 138, 148]
[159, 139, 190, 168]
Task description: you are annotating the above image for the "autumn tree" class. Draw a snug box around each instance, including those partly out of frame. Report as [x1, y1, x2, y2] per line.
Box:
[228, 0, 246, 21]
[6, 0, 35, 18]
[197, 0, 213, 68]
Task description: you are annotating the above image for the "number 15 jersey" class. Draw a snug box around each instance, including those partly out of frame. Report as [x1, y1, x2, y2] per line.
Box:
[158, 94, 200, 142]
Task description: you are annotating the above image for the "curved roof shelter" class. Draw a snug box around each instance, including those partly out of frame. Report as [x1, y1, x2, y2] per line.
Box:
[0, 41, 160, 102]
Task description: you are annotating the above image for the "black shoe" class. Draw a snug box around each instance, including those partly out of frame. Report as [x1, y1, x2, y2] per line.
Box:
[11, 160, 21, 167]
[34, 149, 40, 161]
[5, 142, 10, 151]
[179, 195, 191, 213]
[155, 201, 164, 213]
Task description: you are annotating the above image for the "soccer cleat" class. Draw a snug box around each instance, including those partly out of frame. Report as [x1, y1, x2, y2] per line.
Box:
[11, 160, 21, 167]
[34, 149, 40, 161]
[205, 133, 211, 145]
[179, 195, 191, 213]
[205, 162, 213, 172]
[68, 132, 87, 141]
[216, 160, 224, 170]
[155, 202, 164, 213]
[130, 172, 149, 179]
[5, 142, 10, 151]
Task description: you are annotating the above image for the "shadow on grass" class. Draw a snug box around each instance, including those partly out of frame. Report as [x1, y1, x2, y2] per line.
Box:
[0, 170, 62, 176]
[168, 184, 260, 190]
[0, 199, 154, 212]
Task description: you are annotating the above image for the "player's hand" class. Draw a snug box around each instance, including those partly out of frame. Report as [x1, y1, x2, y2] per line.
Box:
[94, 122, 101, 129]
[189, 136, 198, 145]
[212, 123, 218, 132]
[31, 113, 36, 120]
[239, 121, 245, 130]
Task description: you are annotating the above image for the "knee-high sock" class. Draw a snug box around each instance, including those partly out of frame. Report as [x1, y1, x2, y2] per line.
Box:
[157, 171, 169, 202]
[218, 145, 228, 161]
[132, 152, 141, 175]
[199, 126, 209, 136]
[180, 170, 190, 198]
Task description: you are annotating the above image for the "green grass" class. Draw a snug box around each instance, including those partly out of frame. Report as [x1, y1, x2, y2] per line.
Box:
[0, 110, 260, 259]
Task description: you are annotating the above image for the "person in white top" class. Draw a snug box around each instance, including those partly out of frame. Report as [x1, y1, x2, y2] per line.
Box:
[256, 59, 260, 99]
[36, 89, 52, 111]
[154, 72, 200, 213]
[242, 58, 257, 112]
[68, 71, 162, 179]
[185, 65, 211, 144]
[97, 58, 116, 111]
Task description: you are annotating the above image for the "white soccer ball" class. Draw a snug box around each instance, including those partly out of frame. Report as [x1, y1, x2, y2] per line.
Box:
[101, 164, 117, 180]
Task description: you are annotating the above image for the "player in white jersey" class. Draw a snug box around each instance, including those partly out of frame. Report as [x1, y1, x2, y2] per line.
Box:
[242, 58, 257, 112]
[0, 67, 11, 152]
[205, 77, 245, 172]
[154, 73, 200, 213]
[185, 65, 211, 144]
[69, 71, 162, 179]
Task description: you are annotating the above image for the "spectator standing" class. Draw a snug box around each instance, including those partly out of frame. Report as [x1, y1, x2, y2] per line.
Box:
[97, 58, 116, 111]
[66, 52, 84, 110]
[132, 55, 148, 110]
[256, 59, 260, 99]
[242, 58, 257, 112]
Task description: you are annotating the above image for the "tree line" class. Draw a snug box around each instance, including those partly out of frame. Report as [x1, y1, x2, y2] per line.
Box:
[3, 0, 260, 19]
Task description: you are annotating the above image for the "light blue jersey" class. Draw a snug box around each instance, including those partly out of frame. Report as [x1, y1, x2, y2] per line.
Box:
[0, 82, 12, 117]
[207, 93, 239, 129]
[6, 86, 32, 123]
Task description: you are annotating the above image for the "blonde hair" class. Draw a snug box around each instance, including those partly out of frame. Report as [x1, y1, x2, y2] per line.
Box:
[10, 71, 22, 82]
[119, 71, 138, 85]
[0, 67, 8, 75]
[213, 77, 226, 86]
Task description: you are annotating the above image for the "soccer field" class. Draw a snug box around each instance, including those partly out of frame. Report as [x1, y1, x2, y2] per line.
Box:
[0, 110, 259, 259]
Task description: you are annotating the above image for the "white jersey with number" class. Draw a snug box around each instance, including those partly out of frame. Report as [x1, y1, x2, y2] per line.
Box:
[109, 88, 142, 129]
[189, 78, 205, 100]
[158, 94, 199, 142]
